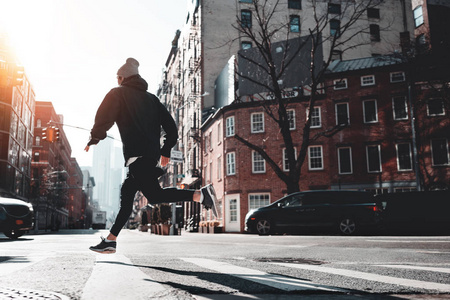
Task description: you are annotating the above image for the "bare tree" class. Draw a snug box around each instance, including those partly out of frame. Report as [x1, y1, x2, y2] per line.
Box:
[232, 0, 384, 193]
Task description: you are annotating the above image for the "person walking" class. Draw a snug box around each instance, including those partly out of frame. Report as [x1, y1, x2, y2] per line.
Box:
[85, 58, 217, 254]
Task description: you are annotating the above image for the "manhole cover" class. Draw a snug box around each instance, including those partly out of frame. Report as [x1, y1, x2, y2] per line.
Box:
[0, 287, 70, 299]
[256, 258, 326, 265]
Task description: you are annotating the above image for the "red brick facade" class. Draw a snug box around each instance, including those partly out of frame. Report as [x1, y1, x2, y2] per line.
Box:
[31, 101, 84, 230]
[202, 62, 449, 233]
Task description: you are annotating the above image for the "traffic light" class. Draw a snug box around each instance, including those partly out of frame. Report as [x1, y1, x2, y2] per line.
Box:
[13, 65, 24, 86]
[42, 126, 58, 143]
[55, 127, 60, 141]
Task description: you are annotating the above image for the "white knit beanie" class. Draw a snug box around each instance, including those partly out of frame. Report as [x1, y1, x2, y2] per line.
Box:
[117, 58, 139, 78]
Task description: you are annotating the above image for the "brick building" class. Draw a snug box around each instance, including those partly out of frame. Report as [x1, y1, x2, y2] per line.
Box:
[0, 34, 35, 200]
[203, 55, 449, 232]
[158, 0, 415, 230]
[31, 101, 84, 230]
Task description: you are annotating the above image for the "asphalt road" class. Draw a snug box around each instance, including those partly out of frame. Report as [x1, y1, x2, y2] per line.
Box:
[0, 229, 449, 299]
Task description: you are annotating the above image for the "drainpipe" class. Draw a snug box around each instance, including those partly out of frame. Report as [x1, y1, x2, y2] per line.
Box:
[407, 80, 423, 191]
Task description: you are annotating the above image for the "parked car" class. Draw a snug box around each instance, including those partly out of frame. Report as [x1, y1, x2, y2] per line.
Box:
[376, 190, 450, 234]
[245, 190, 382, 235]
[0, 196, 35, 239]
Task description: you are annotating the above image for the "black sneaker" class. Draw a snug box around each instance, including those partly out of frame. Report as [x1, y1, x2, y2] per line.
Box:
[200, 184, 218, 218]
[89, 237, 116, 254]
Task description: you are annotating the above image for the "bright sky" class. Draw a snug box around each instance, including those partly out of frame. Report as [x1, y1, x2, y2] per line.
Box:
[0, 0, 187, 167]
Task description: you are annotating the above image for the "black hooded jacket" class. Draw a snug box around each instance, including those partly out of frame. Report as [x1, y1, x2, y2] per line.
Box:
[88, 75, 178, 165]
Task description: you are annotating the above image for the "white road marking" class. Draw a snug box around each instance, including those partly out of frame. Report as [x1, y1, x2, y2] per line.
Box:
[81, 254, 166, 300]
[273, 263, 450, 293]
[366, 240, 450, 243]
[180, 257, 346, 292]
[0, 254, 50, 276]
[377, 265, 450, 274]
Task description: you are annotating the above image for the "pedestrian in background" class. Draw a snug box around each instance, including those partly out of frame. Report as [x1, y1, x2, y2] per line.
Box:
[85, 58, 217, 254]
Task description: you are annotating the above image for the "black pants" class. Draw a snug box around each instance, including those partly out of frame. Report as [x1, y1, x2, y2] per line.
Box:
[110, 157, 195, 236]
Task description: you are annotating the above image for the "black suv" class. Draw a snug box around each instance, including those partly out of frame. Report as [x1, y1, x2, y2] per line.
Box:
[245, 190, 382, 235]
[376, 190, 450, 234]
[0, 196, 35, 239]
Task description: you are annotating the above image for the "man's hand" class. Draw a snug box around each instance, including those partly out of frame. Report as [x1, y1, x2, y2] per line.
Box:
[160, 156, 170, 167]
[84, 145, 90, 152]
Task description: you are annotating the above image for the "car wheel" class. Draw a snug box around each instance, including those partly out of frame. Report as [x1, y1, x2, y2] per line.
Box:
[256, 219, 272, 235]
[3, 229, 24, 240]
[338, 217, 357, 235]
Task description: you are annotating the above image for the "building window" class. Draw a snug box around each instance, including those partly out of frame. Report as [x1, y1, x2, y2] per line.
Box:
[307, 107, 322, 128]
[226, 116, 235, 137]
[361, 75, 375, 86]
[363, 99, 378, 123]
[204, 132, 212, 151]
[33, 152, 39, 162]
[328, 3, 341, 14]
[308, 146, 323, 170]
[416, 33, 428, 53]
[229, 199, 237, 222]
[392, 96, 408, 120]
[217, 157, 222, 180]
[367, 8, 380, 19]
[252, 151, 266, 173]
[370, 24, 380, 42]
[241, 41, 252, 50]
[249, 194, 270, 210]
[366, 145, 382, 173]
[427, 98, 445, 116]
[390, 71, 405, 83]
[330, 19, 340, 37]
[331, 50, 342, 61]
[414, 6, 424, 27]
[36, 119, 41, 128]
[396, 143, 412, 171]
[227, 152, 236, 175]
[35, 136, 41, 146]
[338, 147, 353, 174]
[287, 109, 296, 130]
[241, 10, 252, 28]
[283, 148, 297, 172]
[333, 78, 347, 90]
[288, 0, 301, 9]
[290, 15, 300, 33]
[251, 112, 264, 133]
[336, 103, 349, 125]
[209, 161, 213, 184]
[431, 139, 449, 166]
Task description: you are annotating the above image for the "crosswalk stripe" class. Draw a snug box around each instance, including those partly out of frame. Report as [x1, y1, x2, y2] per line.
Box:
[81, 254, 166, 300]
[180, 257, 347, 292]
[376, 265, 450, 274]
[272, 263, 450, 293]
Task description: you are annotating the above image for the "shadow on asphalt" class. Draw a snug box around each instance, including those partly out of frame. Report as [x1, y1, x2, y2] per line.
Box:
[0, 237, 34, 243]
[97, 260, 410, 299]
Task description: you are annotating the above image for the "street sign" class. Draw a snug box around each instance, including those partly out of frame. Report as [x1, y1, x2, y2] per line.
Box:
[170, 149, 183, 163]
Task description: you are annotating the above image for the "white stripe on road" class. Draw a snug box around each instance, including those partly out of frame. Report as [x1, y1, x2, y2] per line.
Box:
[0, 254, 50, 276]
[366, 240, 450, 243]
[180, 257, 346, 292]
[81, 254, 166, 300]
[273, 263, 450, 293]
[377, 265, 450, 274]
